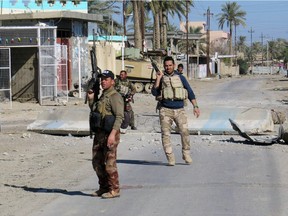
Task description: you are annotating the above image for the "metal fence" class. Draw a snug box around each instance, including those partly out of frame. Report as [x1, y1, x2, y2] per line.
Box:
[252, 66, 279, 75]
[0, 26, 68, 106]
[0, 48, 12, 109]
[39, 45, 68, 105]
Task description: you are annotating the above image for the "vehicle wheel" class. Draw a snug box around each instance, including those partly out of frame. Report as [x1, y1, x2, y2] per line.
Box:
[145, 83, 153, 93]
[69, 90, 79, 97]
[134, 82, 144, 93]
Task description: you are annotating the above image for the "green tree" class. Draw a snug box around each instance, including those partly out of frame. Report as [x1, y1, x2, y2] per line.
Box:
[145, 0, 193, 51]
[268, 39, 287, 62]
[132, 0, 142, 50]
[145, 1, 160, 50]
[159, 1, 193, 49]
[178, 26, 204, 54]
[237, 36, 247, 53]
[282, 42, 288, 65]
[217, 2, 246, 65]
[88, 0, 121, 35]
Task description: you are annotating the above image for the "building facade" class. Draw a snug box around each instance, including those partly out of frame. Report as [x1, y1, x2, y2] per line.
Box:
[0, 1, 102, 105]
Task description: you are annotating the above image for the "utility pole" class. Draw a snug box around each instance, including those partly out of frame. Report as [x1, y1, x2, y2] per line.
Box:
[248, 27, 254, 73]
[261, 33, 264, 65]
[204, 7, 213, 77]
[186, 0, 189, 79]
[234, 22, 237, 66]
[266, 41, 269, 66]
[260, 33, 268, 66]
[122, 0, 126, 70]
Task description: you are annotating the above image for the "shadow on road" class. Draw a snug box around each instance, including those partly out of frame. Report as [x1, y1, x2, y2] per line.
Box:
[117, 159, 165, 166]
[219, 138, 274, 146]
[4, 184, 92, 197]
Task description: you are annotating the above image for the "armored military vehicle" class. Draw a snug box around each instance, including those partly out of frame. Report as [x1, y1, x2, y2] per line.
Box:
[115, 49, 166, 93]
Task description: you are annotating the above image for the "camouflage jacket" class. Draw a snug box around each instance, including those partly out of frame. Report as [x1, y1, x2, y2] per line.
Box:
[114, 78, 136, 97]
[89, 87, 124, 131]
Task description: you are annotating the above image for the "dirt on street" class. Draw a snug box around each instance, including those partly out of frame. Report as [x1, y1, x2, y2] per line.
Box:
[0, 74, 287, 216]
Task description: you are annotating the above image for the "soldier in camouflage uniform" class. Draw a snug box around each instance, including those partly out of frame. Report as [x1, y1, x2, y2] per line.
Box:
[87, 70, 124, 199]
[151, 56, 200, 166]
[115, 70, 137, 132]
[177, 63, 184, 74]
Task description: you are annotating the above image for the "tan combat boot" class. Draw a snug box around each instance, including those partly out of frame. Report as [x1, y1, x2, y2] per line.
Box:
[166, 153, 175, 166]
[91, 188, 109, 197]
[182, 152, 192, 164]
[101, 190, 120, 199]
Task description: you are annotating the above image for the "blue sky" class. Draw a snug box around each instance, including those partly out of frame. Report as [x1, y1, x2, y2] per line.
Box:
[120, 1, 288, 45]
[2, 0, 287, 44]
[176, 1, 288, 43]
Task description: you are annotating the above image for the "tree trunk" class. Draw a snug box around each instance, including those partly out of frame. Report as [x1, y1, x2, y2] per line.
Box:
[161, 9, 168, 49]
[153, 12, 161, 50]
[159, 7, 164, 48]
[229, 24, 233, 66]
[140, 1, 145, 52]
[133, 1, 142, 50]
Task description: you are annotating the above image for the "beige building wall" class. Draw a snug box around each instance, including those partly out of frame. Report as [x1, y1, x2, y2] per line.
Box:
[220, 63, 239, 77]
[210, 31, 228, 42]
[179, 21, 206, 33]
[88, 42, 116, 74]
[179, 21, 228, 43]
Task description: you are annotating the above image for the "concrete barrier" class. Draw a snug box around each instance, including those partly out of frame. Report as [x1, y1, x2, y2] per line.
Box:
[27, 108, 90, 135]
[174, 107, 274, 135]
[28, 106, 274, 136]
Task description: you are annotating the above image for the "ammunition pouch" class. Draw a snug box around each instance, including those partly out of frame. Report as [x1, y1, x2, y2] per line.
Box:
[90, 112, 101, 132]
[90, 112, 116, 133]
[103, 115, 115, 133]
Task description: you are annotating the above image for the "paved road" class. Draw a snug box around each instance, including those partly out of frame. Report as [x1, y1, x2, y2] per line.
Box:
[30, 76, 288, 216]
[198, 77, 274, 108]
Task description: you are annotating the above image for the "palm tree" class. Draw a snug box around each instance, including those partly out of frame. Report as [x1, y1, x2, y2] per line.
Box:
[158, 1, 193, 50]
[237, 36, 247, 54]
[126, 0, 193, 53]
[268, 39, 288, 62]
[178, 26, 204, 54]
[144, 1, 185, 51]
[131, 0, 142, 50]
[217, 2, 246, 65]
[88, 0, 121, 35]
[146, 1, 161, 50]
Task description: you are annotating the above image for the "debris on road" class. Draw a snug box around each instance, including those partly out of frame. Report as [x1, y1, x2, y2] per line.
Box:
[229, 118, 286, 145]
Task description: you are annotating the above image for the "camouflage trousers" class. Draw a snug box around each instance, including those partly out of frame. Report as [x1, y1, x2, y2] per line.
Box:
[121, 105, 135, 129]
[92, 129, 120, 192]
[129, 109, 135, 127]
[159, 107, 190, 155]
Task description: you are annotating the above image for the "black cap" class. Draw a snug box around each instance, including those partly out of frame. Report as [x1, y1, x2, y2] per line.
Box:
[98, 70, 115, 79]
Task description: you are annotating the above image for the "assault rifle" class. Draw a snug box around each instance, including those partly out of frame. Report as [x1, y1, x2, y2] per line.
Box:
[149, 56, 161, 87]
[149, 56, 160, 73]
[85, 49, 101, 104]
[85, 46, 101, 138]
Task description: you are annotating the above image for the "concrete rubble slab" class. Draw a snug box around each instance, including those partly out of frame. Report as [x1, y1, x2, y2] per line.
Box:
[174, 107, 274, 135]
[28, 106, 274, 136]
[27, 108, 90, 136]
[173, 107, 274, 135]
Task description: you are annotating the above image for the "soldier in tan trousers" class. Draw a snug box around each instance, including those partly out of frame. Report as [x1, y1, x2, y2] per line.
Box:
[151, 56, 200, 166]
